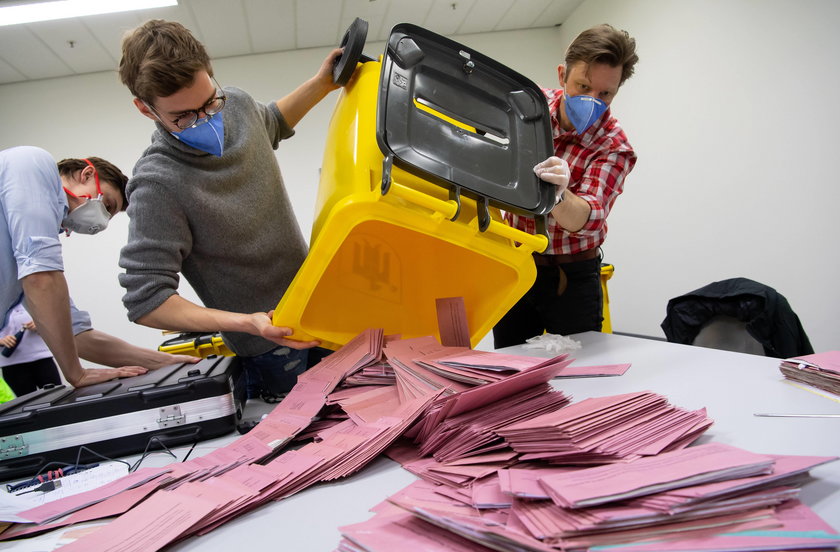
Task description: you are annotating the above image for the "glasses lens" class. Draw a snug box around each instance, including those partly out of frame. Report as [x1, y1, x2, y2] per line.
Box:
[176, 113, 198, 130]
[205, 95, 225, 116]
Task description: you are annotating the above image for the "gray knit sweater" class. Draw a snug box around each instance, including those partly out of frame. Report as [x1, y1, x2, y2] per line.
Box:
[119, 87, 309, 357]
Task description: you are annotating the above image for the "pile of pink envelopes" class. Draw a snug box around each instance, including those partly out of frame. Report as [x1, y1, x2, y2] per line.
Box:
[342, 445, 838, 551]
[2, 327, 837, 552]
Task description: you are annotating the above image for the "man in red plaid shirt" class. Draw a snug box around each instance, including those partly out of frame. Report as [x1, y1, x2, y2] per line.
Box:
[494, 24, 639, 348]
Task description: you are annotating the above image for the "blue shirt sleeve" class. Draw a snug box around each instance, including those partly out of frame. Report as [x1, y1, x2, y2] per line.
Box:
[0, 146, 67, 281]
[68, 296, 93, 336]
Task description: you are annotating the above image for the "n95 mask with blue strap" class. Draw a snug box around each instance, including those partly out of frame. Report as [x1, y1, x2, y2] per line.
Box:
[172, 111, 225, 156]
[564, 94, 607, 135]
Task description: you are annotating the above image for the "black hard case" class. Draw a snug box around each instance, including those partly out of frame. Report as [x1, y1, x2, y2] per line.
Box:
[0, 356, 242, 481]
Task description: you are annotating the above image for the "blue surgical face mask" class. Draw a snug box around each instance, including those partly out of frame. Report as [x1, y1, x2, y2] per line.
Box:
[564, 93, 607, 135]
[172, 111, 225, 156]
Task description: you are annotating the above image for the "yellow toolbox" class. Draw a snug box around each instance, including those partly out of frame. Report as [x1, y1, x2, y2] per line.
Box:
[273, 21, 556, 350]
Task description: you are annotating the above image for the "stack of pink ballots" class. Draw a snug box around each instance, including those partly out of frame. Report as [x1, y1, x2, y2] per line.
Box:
[779, 350, 840, 396]
[339, 444, 839, 551]
[2, 321, 837, 552]
[496, 390, 713, 464]
[1, 327, 626, 550]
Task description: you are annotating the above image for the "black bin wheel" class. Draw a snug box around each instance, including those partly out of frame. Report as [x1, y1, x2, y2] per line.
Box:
[333, 17, 369, 86]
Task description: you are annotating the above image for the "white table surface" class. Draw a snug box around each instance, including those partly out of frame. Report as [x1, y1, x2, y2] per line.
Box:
[2, 331, 838, 551]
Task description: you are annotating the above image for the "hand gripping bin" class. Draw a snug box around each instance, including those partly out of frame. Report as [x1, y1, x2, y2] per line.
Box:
[273, 21, 555, 351]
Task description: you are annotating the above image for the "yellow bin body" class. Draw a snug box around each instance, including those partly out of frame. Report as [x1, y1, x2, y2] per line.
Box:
[273, 60, 549, 350]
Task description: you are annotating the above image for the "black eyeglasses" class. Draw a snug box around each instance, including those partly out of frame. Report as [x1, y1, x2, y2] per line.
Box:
[171, 90, 226, 130]
[146, 80, 226, 130]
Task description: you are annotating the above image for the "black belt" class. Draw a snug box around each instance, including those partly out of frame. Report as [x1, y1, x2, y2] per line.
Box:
[533, 248, 600, 266]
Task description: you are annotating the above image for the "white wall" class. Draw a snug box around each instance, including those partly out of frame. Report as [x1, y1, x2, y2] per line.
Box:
[0, 27, 563, 355]
[556, 0, 840, 352]
[2, 0, 839, 357]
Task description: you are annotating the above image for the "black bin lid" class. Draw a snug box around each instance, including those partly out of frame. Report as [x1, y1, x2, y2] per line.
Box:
[376, 23, 555, 219]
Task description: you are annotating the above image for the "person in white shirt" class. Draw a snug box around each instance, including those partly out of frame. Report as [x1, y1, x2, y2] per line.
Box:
[0, 300, 60, 396]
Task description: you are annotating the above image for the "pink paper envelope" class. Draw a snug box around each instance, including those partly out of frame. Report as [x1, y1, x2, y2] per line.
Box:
[445, 355, 572, 418]
[656, 454, 839, 500]
[471, 477, 511, 508]
[539, 442, 775, 508]
[440, 351, 563, 372]
[436, 296, 471, 348]
[586, 500, 840, 551]
[57, 487, 220, 552]
[786, 350, 840, 374]
[18, 466, 172, 524]
[501, 466, 579, 499]
[501, 391, 655, 433]
[556, 363, 631, 377]
[341, 511, 490, 551]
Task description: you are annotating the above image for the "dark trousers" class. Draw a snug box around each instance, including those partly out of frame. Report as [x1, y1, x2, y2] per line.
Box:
[493, 257, 603, 349]
[2, 357, 62, 397]
[239, 346, 333, 399]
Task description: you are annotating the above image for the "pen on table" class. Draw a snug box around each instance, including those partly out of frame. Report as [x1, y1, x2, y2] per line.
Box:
[753, 413, 840, 418]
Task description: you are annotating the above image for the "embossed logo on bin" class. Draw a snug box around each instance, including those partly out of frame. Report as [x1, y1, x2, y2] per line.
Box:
[340, 233, 401, 303]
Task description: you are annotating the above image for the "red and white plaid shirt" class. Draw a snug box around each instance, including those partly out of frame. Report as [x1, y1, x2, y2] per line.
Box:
[507, 88, 637, 255]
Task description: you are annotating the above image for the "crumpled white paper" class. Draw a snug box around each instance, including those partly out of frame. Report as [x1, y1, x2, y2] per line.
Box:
[522, 333, 582, 354]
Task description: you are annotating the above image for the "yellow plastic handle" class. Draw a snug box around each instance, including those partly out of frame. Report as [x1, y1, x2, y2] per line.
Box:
[387, 178, 548, 253]
[387, 180, 460, 219]
[485, 219, 549, 253]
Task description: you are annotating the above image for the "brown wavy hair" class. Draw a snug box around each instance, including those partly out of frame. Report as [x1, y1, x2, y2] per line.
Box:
[119, 19, 212, 103]
[57, 157, 128, 210]
[565, 24, 639, 87]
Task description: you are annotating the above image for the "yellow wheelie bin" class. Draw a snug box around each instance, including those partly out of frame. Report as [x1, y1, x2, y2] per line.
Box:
[273, 20, 557, 351]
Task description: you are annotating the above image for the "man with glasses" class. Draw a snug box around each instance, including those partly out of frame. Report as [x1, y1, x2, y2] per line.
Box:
[118, 19, 347, 402]
[0, 146, 197, 388]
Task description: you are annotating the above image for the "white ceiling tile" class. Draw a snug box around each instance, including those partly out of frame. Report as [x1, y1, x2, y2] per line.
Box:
[187, 0, 252, 58]
[338, 0, 390, 44]
[0, 0, 579, 85]
[244, 0, 296, 53]
[424, 0, 477, 37]
[375, 0, 434, 41]
[83, 13, 147, 65]
[0, 26, 71, 80]
[343, 0, 390, 17]
[539, 0, 585, 26]
[455, 0, 511, 36]
[337, 14, 383, 48]
[28, 19, 115, 74]
[0, 57, 26, 85]
[495, 0, 552, 30]
[296, 0, 342, 49]
[141, 3, 203, 42]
